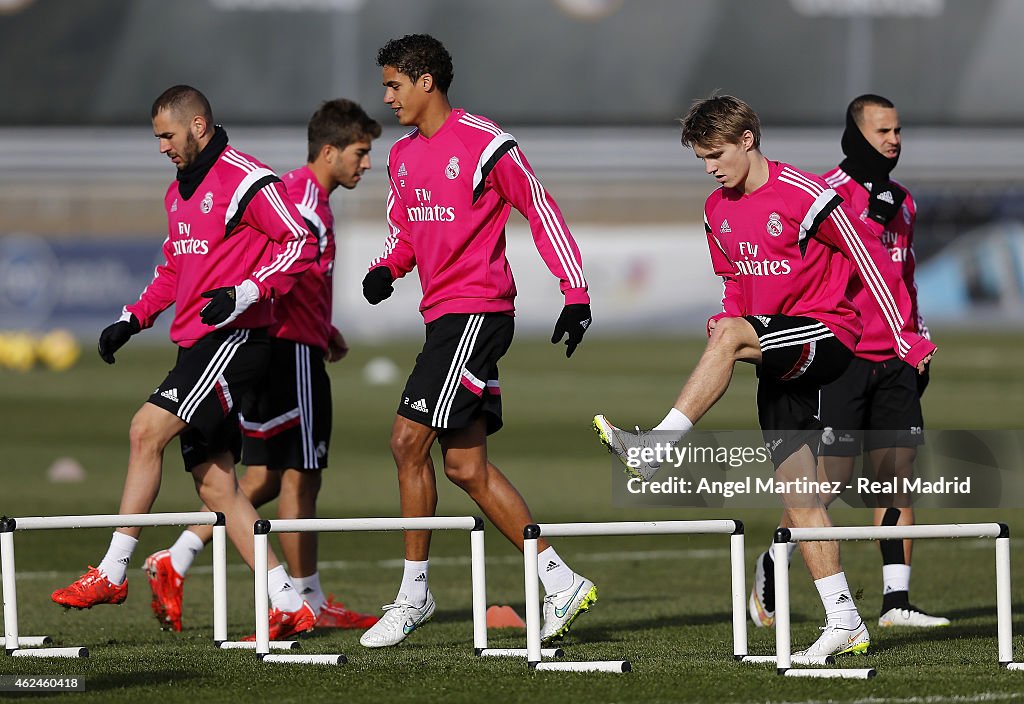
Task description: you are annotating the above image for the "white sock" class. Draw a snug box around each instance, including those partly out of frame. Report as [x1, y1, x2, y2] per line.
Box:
[882, 564, 911, 596]
[98, 532, 138, 585]
[267, 565, 303, 612]
[292, 572, 326, 613]
[399, 560, 429, 607]
[653, 408, 694, 443]
[538, 546, 575, 594]
[169, 530, 206, 576]
[815, 571, 860, 628]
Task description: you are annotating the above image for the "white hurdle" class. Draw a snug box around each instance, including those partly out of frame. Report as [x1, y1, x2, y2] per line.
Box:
[247, 516, 494, 665]
[1, 512, 227, 658]
[522, 519, 747, 673]
[772, 522, 1020, 679]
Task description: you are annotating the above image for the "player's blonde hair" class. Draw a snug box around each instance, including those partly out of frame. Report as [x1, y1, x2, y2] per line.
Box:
[679, 94, 761, 150]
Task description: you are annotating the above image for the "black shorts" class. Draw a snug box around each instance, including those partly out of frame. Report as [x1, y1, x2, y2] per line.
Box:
[819, 356, 924, 456]
[239, 338, 332, 471]
[148, 328, 270, 472]
[398, 313, 513, 435]
[745, 315, 853, 469]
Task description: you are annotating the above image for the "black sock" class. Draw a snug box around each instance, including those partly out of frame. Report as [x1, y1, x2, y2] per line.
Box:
[881, 589, 910, 615]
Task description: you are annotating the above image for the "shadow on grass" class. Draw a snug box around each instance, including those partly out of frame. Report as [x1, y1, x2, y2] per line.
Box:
[85, 669, 204, 691]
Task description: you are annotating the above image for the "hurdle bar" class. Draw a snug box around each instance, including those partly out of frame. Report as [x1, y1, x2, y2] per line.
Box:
[772, 522, 1021, 679]
[249, 516, 503, 665]
[1, 512, 227, 658]
[522, 519, 746, 673]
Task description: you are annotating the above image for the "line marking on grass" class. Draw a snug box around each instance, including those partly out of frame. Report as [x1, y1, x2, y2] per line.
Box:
[764, 694, 1023, 704]
[13, 547, 727, 580]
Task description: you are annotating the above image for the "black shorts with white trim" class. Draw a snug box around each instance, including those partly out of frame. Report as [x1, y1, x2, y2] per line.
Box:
[239, 337, 332, 471]
[745, 314, 853, 469]
[397, 313, 513, 435]
[148, 327, 270, 471]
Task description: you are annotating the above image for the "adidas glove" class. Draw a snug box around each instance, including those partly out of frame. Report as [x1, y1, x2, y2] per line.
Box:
[97, 311, 141, 364]
[866, 181, 906, 225]
[200, 279, 260, 327]
[362, 266, 394, 305]
[550, 303, 592, 358]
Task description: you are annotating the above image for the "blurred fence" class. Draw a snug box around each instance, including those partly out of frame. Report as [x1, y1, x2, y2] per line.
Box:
[2, 127, 1024, 338]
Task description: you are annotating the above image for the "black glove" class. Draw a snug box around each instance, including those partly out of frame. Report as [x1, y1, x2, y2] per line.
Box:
[866, 180, 906, 225]
[200, 279, 259, 327]
[917, 360, 930, 398]
[362, 266, 394, 305]
[550, 303, 591, 358]
[97, 314, 141, 364]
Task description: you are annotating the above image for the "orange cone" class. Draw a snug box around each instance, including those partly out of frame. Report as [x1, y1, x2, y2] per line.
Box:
[486, 604, 526, 629]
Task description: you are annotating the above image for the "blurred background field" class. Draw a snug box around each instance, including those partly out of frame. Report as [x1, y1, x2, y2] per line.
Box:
[1, 336, 1023, 703]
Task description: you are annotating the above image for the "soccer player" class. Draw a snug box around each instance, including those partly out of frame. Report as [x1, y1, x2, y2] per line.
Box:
[51, 85, 320, 641]
[748, 95, 948, 631]
[594, 94, 935, 657]
[144, 99, 383, 634]
[357, 34, 596, 648]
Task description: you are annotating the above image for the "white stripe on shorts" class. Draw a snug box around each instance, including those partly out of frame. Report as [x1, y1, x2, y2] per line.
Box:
[294, 343, 316, 468]
[178, 329, 249, 423]
[432, 315, 484, 428]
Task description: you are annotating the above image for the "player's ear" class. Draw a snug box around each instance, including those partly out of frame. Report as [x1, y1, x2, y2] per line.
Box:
[420, 73, 434, 92]
[740, 129, 755, 151]
[192, 115, 208, 140]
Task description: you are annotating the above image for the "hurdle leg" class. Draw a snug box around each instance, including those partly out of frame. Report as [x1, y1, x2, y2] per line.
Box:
[212, 523, 227, 645]
[2, 530, 19, 654]
[996, 535, 1015, 666]
[470, 526, 488, 654]
[254, 532, 270, 657]
[524, 532, 542, 667]
[772, 539, 791, 674]
[730, 531, 747, 659]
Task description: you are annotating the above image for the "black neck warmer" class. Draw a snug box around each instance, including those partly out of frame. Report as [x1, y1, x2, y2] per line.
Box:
[838, 108, 897, 187]
[177, 125, 229, 200]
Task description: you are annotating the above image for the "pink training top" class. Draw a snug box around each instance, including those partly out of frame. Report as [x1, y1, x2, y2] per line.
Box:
[270, 165, 338, 352]
[370, 108, 589, 323]
[823, 166, 928, 361]
[704, 160, 934, 368]
[127, 147, 318, 347]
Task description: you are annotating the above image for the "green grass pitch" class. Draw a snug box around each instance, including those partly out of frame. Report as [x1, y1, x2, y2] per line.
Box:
[1, 332, 1022, 703]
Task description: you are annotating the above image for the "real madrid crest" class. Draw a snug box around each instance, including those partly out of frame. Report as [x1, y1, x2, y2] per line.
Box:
[766, 211, 783, 237]
[445, 156, 460, 180]
[201, 191, 214, 214]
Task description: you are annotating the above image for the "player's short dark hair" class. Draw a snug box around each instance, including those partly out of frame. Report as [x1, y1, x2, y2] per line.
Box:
[376, 34, 454, 94]
[307, 98, 382, 163]
[151, 85, 213, 125]
[679, 93, 761, 150]
[848, 94, 896, 126]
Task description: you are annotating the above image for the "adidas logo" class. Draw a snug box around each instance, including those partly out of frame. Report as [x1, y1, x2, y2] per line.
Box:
[281, 583, 293, 591]
[301, 587, 315, 595]
[411, 398, 429, 413]
[836, 593, 852, 604]
[414, 573, 427, 582]
[171, 199, 178, 213]
[876, 190, 895, 204]
[720, 219, 732, 233]
[397, 162, 408, 177]
[160, 388, 179, 403]
[118, 557, 130, 565]
[580, 319, 590, 330]
[545, 560, 559, 572]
